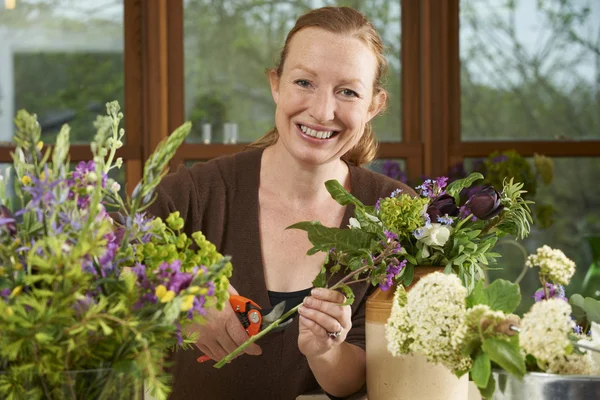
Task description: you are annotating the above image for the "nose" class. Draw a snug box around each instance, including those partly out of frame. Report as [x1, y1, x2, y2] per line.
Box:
[308, 89, 336, 123]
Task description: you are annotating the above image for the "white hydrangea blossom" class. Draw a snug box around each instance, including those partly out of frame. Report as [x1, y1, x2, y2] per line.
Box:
[546, 353, 597, 375]
[385, 272, 472, 372]
[526, 245, 575, 286]
[579, 322, 600, 373]
[520, 299, 574, 366]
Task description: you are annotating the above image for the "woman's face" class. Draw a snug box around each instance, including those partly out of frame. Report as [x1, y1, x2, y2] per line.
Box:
[270, 27, 385, 166]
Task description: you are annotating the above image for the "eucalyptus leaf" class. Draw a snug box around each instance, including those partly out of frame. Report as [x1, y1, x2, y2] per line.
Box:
[584, 297, 600, 324]
[569, 294, 586, 322]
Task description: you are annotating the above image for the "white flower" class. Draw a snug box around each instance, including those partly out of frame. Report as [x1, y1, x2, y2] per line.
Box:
[526, 245, 576, 286]
[520, 298, 574, 366]
[415, 223, 452, 247]
[546, 353, 597, 375]
[385, 272, 471, 372]
[348, 217, 361, 229]
[579, 322, 600, 373]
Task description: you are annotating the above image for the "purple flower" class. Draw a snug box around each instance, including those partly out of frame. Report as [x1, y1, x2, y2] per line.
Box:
[1, 288, 11, 301]
[416, 177, 449, 199]
[380, 259, 407, 291]
[0, 205, 17, 237]
[426, 194, 459, 222]
[383, 230, 402, 253]
[465, 186, 504, 220]
[532, 283, 566, 302]
[390, 189, 403, 198]
[382, 160, 401, 180]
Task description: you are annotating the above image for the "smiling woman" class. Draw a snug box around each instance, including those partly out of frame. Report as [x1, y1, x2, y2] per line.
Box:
[149, 6, 413, 399]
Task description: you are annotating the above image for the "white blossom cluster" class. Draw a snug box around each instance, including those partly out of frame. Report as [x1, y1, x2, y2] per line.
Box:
[526, 245, 576, 286]
[385, 272, 472, 372]
[579, 322, 600, 374]
[520, 299, 574, 366]
[546, 353, 597, 376]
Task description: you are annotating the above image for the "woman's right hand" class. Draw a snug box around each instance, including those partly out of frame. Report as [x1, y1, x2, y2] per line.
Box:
[191, 284, 263, 362]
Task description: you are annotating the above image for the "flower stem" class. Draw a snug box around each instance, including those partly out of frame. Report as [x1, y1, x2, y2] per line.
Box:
[214, 303, 303, 368]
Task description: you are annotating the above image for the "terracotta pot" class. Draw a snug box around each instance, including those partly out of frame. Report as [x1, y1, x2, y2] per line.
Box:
[365, 266, 469, 400]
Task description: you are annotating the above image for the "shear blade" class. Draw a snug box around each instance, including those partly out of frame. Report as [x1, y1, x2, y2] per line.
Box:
[261, 300, 286, 324]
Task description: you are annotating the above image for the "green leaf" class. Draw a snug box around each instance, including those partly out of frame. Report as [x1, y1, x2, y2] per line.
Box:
[466, 280, 487, 308]
[404, 254, 417, 265]
[569, 294, 586, 322]
[403, 264, 415, 286]
[584, 297, 600, 324]
[472, 351, 491, 389]
[312, 265, 327, 288]
[481, 337, 525, 378]
[337, 284, 355, 306]
[446, 172, 484, 203]
[461, 337, 482, 357]
[287, 221, 375, 254]
[479, 373, 496, 399]
[324, 180, 364, 208]
[485, 279, 521, 313]
[98, 319, 114, 336]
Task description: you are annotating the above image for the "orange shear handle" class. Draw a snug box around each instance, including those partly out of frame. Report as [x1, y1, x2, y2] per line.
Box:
[196, 294, 262, 363]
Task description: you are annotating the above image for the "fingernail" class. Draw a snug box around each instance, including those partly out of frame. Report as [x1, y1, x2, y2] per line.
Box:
[298, 305, 305, 313]
[311, 288, 321, 296]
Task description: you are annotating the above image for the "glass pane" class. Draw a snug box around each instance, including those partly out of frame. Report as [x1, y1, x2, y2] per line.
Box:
[184, 1, 401, 144]
[366, 158, 407, 184]
[461, 156, 600, 314]
[460, 0, 600, 141]
[0, 1, 124, 145]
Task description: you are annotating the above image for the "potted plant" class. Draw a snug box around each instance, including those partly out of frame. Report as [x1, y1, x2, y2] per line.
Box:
[0, 102, 232, 399]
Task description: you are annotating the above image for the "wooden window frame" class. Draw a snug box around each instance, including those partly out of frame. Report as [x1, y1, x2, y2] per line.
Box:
[2, 0, 597, 191]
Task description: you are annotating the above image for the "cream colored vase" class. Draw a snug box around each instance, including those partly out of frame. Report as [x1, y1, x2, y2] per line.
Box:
[366, 266, 469, 400]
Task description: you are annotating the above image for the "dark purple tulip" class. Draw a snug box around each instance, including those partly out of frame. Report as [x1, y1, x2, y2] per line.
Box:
[467, 186, 504, 220]
[427, 194, 459, 222]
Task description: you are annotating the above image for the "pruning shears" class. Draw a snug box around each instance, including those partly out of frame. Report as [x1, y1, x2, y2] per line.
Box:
[196, 294, 291, 363]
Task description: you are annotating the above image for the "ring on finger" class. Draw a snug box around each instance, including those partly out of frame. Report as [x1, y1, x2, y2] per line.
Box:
[326, 326, 344, 339]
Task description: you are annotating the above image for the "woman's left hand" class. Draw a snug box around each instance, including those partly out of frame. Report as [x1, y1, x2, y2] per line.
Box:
[297, 288, 352, 358]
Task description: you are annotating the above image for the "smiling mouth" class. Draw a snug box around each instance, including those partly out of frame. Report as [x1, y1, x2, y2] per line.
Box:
[297, 124, 340, 140]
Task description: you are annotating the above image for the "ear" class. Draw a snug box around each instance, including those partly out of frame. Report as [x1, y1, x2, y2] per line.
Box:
[269, 69, 280, 105]
[366, 90, 387, 122]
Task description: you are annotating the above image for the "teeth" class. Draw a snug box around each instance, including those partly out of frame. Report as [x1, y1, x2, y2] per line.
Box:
[299, 124, 334, 139]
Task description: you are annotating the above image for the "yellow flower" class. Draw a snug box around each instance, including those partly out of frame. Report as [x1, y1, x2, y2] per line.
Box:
[155, 285, 175, 303]
[36, 141, 44, 151]
[10, 286, 23, 298]
[14, 263, 23, 271]
[181, 295, 195, 311]
[21, 175, 32, 186]
[6, 307, 14, 317]
[187, 286, 200, 294]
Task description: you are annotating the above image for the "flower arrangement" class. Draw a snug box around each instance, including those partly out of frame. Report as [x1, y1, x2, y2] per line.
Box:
[385, 245, 600, 399]
[214, 172, 533, 366]
[0, 102, 231, 399]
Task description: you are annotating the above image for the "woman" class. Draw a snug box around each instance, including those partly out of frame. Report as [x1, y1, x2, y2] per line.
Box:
[150, 6, 414, 399]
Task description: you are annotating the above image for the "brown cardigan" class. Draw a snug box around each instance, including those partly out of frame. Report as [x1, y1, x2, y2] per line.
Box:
[149, 148, 414, 400]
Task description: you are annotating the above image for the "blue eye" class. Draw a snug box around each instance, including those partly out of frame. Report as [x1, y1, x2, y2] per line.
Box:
[341, 89, 359, 98]
[295, 79, 311, 88]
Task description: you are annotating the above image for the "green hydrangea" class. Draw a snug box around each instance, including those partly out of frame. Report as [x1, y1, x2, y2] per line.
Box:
[378, 194, 429, 240]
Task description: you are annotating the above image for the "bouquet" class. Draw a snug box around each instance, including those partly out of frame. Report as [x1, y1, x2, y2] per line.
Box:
[214, 172, 533, 366]
[0, 102, 231, 399]
[385, 245, 600, 399]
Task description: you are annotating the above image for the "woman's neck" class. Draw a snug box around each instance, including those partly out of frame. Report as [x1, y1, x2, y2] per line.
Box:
[260, 143, 350, 204]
